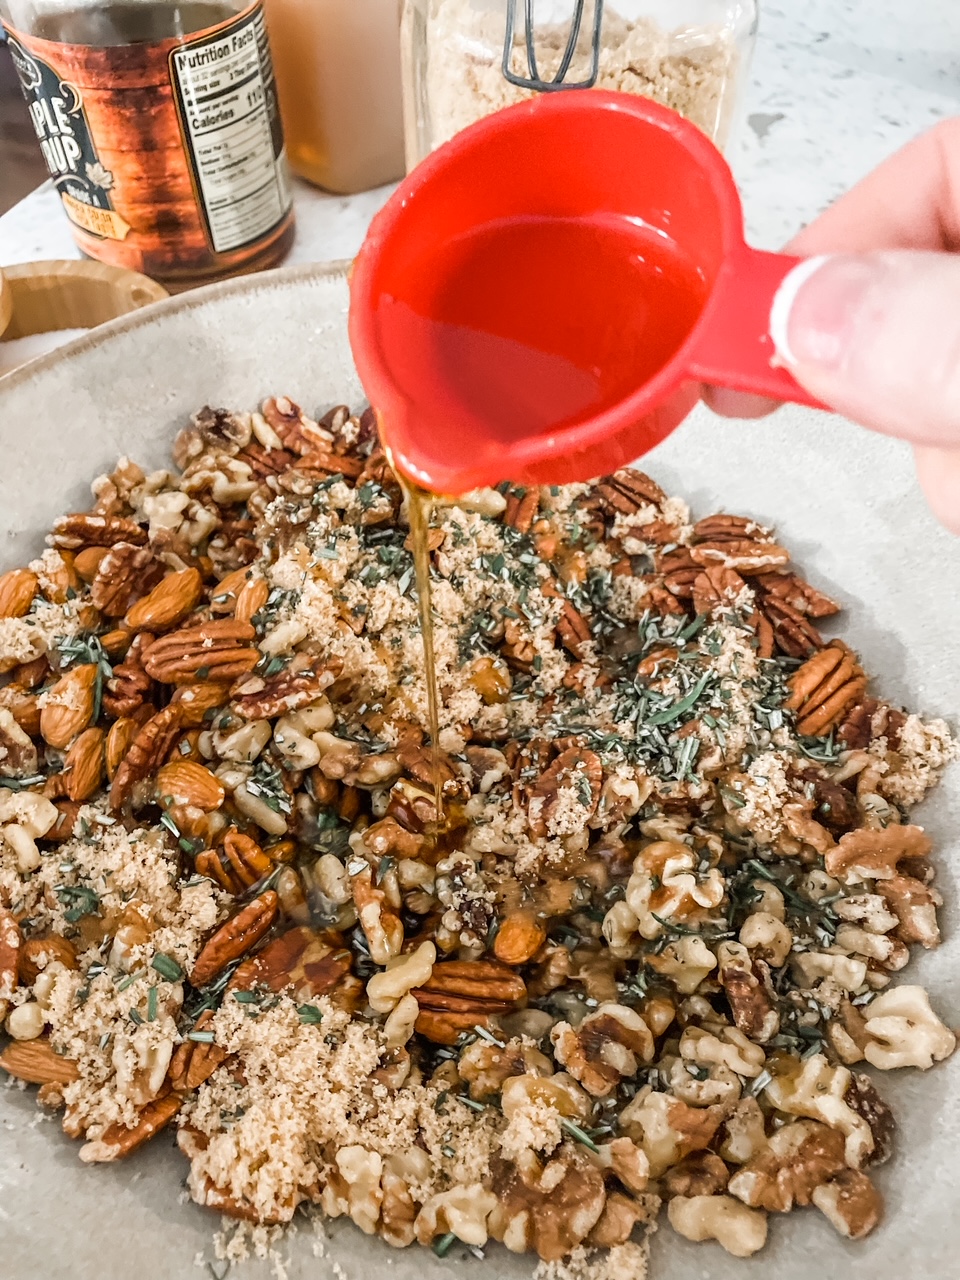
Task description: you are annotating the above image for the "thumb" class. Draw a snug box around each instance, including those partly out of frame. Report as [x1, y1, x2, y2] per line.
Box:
[771, 250, 960, 448]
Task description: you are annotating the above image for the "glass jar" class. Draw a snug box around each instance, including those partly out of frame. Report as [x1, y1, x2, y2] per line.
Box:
[264, 0, 405, 195]
[401, 0, 757, 170]
[0, 0, 295, 287]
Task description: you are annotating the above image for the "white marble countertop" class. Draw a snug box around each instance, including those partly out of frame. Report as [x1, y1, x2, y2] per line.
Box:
[1, 0, 959, 322]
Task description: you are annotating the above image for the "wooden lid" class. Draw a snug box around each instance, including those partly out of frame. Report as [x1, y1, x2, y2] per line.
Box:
[0, 259, 168, 342]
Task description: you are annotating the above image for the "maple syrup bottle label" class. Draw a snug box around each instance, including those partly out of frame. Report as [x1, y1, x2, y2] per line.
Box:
[2, 2, 294, 286]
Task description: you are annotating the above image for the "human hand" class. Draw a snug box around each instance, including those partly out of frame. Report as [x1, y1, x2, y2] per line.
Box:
[705, 121, 960, 533]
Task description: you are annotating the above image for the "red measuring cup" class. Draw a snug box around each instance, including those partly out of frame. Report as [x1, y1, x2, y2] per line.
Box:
[349, 91, 823, 494]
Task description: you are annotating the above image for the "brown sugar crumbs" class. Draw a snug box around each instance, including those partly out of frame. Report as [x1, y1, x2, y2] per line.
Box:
[0, 395, 956, 1270]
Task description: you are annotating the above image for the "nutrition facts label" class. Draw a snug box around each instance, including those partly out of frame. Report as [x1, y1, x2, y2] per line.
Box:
[171, 5, 291, 254]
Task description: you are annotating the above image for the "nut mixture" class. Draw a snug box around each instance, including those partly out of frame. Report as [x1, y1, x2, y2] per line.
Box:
[0, 397, 956, 1272]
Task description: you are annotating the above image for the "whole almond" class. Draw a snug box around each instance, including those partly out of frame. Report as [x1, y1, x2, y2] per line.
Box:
[125, 567, 203, 633]
[493, 911, 547, 966]
[39, 552, 81, 604]
[100, 627, 133, 659]
[209, 565, 255, 614]
[74, 547, 110, 584]
[235, 576, 269, 626]
[0, 1039, 80, 1085]
[169, 681, 230, 728]
[105, 716, 138, 780]
[40, 664, 99, 748]
[0, 569, 38, 619]
[156, 759, 225, 811]
[64, 727, 106, 801]
[19, 934, 78, 984]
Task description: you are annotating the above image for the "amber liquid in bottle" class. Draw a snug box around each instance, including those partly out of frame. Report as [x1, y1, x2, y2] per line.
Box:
[3, 0, 294, 286]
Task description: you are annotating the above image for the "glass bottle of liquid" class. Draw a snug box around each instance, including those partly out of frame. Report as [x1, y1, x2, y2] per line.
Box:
[264, 0, 405, 194]
[0, 0, 295, 287]
[401, 0, 758, 170]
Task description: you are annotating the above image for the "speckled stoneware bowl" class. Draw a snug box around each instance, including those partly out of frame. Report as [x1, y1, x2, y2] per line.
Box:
[0, 262, 957, 1280]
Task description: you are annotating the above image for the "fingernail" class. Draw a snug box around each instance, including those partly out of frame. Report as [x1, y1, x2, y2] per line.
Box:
[770, 254, 881, 370]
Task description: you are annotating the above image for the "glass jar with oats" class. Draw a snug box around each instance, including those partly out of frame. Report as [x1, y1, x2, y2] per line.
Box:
[400, 0, 757, 169]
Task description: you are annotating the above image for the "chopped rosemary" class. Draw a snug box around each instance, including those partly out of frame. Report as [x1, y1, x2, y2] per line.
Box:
[559, 1118, 601, 1154]
[472, 1024, 506, 1048]
[151, 952, 184, 983]
[432, 1232, 456, 1258]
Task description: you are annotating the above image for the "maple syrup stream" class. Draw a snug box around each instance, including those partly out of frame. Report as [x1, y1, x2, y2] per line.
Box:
[400, 477, 446, 832]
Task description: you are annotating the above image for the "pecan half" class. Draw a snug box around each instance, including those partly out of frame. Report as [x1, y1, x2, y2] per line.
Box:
[555, 600, 591, 658]
[593, 469, 665, 514]
[231, 664, 340, 720]
[503, 485, 540, 532]
[0, 908, 21, 1003]
[756, 570, 840, 619]
[692, 514, 770, 543]
[762, 598, 825, 658]
[692, 565, 747, 615]
[79, 1092, 181, 1163]
[527, 747, 602, 839]
[110, 705, 184, 810]
[168, 1012, 228, 1092]
[89, 543, 163, 617]
[142, 619, 260, 684]
[413, 959, 526, 1045]
[690, 539, 790, 572]
[196, 829, 275, 893]
[51, 513, 147, 549]
[785, 642, 866, 736]
[102, 660, 153, 718]
[295, 448, 363, 480]
[189, 1172, 293, 1225]
[190, 890, 279, 986]
[229, 926, 353, 1001]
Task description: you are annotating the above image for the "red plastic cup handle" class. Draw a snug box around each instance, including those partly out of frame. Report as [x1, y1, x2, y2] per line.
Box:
[686, 247, 827, 410]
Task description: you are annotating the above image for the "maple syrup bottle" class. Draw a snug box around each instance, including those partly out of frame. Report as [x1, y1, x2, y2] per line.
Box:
[1, 1, 295, 287]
